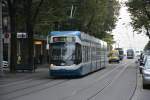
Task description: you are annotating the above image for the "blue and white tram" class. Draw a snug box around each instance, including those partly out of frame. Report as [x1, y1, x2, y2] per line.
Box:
[47, 31, 108, 76]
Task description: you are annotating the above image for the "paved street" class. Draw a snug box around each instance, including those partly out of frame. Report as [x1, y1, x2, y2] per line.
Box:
[1, 0, 149, 100]
[0, 59, 149, 100]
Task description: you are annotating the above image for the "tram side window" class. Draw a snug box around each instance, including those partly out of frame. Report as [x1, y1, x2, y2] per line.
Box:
[100, 48, 103, 58]
[92, 47, 94, 61]
[101, 47, 105, 60]
[85, 46, 87, 62]
[86, 46, 88, 62]
[91, 47, 95, 61]
[91, 47, 93, 61]
[94, 47, 96, 60]
[82, 46, 86, 62]
[75, 43, 82, 64]
[88, 47, 91, 61]
[82, 46, 88, 63]
[96, 48, 100, 60]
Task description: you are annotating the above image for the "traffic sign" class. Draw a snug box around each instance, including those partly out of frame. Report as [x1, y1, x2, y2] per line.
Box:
[4, 32, 10, 43]
[17, 32, 28, 38]
[5, 33, 10, 38]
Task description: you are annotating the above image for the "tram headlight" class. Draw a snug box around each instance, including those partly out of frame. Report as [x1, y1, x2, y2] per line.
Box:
[50, 64, 56, 67]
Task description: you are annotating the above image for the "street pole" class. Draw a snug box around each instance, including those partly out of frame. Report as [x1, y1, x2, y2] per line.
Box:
[0, 0, 4, 76]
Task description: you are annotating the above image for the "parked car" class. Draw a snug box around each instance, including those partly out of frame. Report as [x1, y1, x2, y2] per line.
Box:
[138, 51, 150, 73]
[139, 56, 150, 89]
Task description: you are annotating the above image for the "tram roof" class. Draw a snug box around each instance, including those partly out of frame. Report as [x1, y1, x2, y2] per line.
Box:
[49, 31, 107, 45]
[49, 31, 81, 37]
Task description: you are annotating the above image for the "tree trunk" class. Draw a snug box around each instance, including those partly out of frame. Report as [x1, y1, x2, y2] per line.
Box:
[7, 0, 17, 72]
[25, 0, 44, 66]
[25, 0, 33, 65]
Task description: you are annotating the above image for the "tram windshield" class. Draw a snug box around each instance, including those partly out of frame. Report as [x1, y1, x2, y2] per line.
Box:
[50, 43, 76, 66]
[127, 51, 134, 56]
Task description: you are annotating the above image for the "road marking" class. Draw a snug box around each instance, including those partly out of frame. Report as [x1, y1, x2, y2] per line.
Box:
[62, 63, 129, 100]
[88, 62, 131, 100]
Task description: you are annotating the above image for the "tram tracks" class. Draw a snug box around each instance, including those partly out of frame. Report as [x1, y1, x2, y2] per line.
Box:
[1, 79, 71, 100]
[87, 63, 131, 100]
[0, 67, 112, 100]
[0, 70, 48, 86]
[1, 62, 124, 100]
[0, 74, 52, 95]
[87, 61, 137, 100]
[0, 69, 71, 100]
[1, 61, 137, 100]
[0, 75, 49, 88]
[0, 78, 53, 95]
[61, 61, 137, 100]
[61, 62, 129, 100]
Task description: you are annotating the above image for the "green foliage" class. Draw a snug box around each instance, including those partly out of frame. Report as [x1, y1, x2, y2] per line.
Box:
[35, 0, 120, 42]
[9, 0, 120, 42]
[102, 34, 115, 45]
[127, 0, 150, 36]
[144, 41, 150, 50]
[73, 0, 120, 38]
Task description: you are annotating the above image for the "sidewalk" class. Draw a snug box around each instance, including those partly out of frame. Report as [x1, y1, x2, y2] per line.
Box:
[0, 64, 49, 84]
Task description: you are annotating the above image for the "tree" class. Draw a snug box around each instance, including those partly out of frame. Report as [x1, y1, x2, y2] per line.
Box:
[144, 40, 150, 50]
[6, 0, 18, 72]
[73, 0, 120, 38]
[127, 0, 150, 38]
[5, 0, 44, 71]
[5, 0, 120, 71]
[103, 34, 115, 50]
[31, 0, 120, 41]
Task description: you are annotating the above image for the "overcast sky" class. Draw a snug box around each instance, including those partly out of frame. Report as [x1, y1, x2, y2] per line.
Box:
[112, 0, 149, 51]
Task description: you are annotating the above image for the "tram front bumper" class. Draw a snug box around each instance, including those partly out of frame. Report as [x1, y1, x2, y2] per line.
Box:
[50, 68, 83, 76]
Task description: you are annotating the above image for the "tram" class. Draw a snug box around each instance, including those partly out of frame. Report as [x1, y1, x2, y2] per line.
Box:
[127, 49, 134, 59]
[47, 31, 108, 76]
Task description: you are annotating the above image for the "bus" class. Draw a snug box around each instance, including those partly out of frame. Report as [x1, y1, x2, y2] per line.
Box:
[127, 49, 134, 59]
[47, 31, 108, 77]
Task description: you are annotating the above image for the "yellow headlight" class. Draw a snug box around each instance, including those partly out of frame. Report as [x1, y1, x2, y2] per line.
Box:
[50, 64, 56, 67]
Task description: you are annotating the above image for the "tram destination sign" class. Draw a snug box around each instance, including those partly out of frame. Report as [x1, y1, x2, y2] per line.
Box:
[53, 37, 75, 43]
